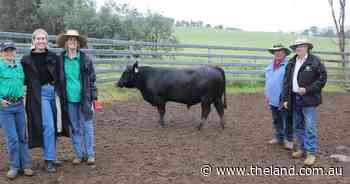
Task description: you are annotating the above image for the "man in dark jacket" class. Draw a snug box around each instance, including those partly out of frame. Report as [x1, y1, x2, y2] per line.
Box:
[282, 38, 327, 166]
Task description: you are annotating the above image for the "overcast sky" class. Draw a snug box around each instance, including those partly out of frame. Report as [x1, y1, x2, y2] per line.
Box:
[97, 0, 349, 32]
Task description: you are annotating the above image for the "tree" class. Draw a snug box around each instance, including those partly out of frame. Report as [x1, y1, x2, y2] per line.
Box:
[63, 0, 98, 36]
[0, 0, 178, 45]
[143, 11, 177, 53]
[310, 26, 319, 36]
[175, 21, 183, 27]
[302, 29, 310, 36]
[328, 0, 347, 67]
[111, 3, 146, 40]
[144, 11, 175, 42]
[329, 0, 349, 88]
[0, 0, 37, 32]
[34, 0, 74, 34]
[93, 3, 123, 39]
[215, 25, 224, 29]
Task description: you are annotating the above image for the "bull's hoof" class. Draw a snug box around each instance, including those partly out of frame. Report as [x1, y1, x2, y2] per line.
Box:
[197, 123, 203, 131]
[220, 122, 226, 129]
[221, 124, 225, 129]
[159, 121, 166, 128]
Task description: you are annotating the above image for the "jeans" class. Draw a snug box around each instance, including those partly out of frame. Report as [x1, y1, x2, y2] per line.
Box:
[68, 102, 94, 159]
[292, 93, 317, 155]
[270, 105, 293, 142]
[0, 101, 32, 170]
[41, 84, 56, 161]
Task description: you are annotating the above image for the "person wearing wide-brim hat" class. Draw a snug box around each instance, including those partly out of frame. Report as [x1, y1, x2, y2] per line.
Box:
[0, 41, 35, 179]
[289, 38, 314, 51]
[282, 38, 327, 166]
[56, 29, 100, 165]
[267, 44, 291, 56]
[265, 44, 293, 150]
[56, 29, 88, 49]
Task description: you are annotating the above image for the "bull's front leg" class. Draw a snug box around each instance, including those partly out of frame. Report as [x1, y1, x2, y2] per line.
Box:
[198, 102, 211, 130]
[157, 102, 166, 128]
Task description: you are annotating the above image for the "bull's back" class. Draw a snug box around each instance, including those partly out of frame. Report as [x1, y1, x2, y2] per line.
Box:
[150, 66, 225, 105]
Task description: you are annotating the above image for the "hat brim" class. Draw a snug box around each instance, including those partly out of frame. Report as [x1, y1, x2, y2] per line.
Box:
[290, 43, 313, 50]
[1, 46, 16, 52]
[56, 33, 87, 48]
[268, 48, 291, 56]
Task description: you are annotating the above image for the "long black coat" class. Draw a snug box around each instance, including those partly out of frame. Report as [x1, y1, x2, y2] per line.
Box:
[57, 50, 98, 121]
[21, 50, 70, 149]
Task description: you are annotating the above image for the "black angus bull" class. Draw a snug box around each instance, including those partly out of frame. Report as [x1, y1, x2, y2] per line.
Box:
[116, 62, 227, 130]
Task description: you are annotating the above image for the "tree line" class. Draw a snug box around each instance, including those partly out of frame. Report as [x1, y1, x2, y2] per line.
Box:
[0, 0, 178, 43]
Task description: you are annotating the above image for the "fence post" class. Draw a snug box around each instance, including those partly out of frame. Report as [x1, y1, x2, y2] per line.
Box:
[208, 48, 212, 64]
[129, 44, 136, 64]
[344, 52, 350, 90]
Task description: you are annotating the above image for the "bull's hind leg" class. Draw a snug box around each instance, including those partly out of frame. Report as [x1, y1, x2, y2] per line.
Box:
[157, 102, 166, 128]
[214, 99, 226, 129]
[198, 102, 211, 130]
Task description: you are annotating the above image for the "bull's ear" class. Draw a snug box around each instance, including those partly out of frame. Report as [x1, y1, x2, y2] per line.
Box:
[133, 61, 139, 73]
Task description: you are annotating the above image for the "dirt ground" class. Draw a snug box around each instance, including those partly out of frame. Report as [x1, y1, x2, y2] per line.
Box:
[0, 92, 349, 184]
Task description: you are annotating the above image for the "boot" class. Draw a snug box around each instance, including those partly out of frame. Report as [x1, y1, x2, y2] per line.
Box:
[45, 160, 57, 173]
[24, 168, 35, 176]
[87, 157, 95, 165]
[304, 153, 316, 166]
[6, 169, 18, 180]
[72, 158, 83, 165]
[284, 140, 294, 150]
[292, 149, 304, 158]
[268, 138, 280, 144]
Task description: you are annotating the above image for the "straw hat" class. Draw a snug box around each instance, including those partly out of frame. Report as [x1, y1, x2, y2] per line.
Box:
[268, 44, 291, 56]
[56, 29, 87, 48]
[290, 38, 313, 50]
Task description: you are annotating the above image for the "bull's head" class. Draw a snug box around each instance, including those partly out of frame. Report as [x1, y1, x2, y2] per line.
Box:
[116, 62, 139, 88]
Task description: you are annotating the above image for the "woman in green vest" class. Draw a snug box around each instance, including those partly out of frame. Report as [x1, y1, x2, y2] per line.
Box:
[0, 41, 34, 179]
[57, 30, 99, 165]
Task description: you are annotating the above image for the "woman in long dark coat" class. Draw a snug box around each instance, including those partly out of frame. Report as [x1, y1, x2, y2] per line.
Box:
[21, 28, 70, 172]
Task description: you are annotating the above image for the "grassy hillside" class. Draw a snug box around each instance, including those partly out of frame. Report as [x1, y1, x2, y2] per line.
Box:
[100, 27, 347, 102]
[174, 27, 346, 52]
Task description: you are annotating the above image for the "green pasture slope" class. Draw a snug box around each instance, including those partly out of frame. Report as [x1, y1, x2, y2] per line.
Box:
[175, 27, 341, 51]
[100, 27, 347, 102]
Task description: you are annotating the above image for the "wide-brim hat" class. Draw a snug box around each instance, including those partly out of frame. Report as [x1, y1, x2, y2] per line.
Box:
[268, 44, 291, 56]
[0, 41, 16, 52]
[56, 29, 87, 48]
[290, 38, 313, 50]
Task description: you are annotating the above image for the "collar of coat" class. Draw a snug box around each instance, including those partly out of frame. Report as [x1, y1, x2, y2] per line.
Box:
[289, 53, 318, 66]
[61, 50, 87, 60]
[21, 50, 57, 65]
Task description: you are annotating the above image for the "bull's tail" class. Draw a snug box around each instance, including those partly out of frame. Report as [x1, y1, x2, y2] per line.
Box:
[215, 66, 227, 109]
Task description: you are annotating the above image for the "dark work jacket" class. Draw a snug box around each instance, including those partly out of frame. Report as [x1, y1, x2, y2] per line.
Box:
[282, 53, 327, 108]
[21, 50, 70, 149]
[57, 50, 98, 121]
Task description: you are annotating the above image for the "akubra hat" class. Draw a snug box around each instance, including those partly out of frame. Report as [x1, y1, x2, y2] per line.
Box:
[268, 44, 291, 56]
[290, 38, 313, 50]
[56, 29, 87, 48]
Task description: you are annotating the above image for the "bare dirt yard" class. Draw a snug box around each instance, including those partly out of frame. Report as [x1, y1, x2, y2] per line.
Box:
[0, 92, 349, 184]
